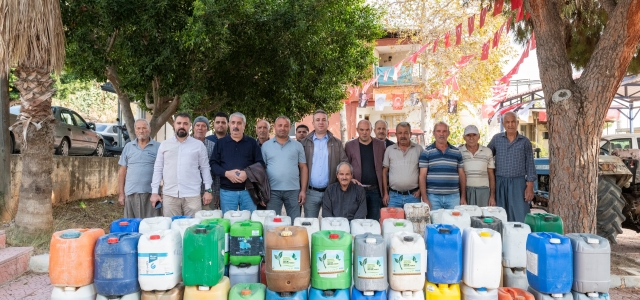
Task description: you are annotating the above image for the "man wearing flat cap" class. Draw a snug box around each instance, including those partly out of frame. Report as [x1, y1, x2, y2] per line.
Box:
[193, 115, 219, 209]
[459, 125, 495, 207]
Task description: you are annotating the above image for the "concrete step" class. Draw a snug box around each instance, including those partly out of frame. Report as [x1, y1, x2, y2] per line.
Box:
[0, 246, 33, 286]
[0, 230, 5, 249]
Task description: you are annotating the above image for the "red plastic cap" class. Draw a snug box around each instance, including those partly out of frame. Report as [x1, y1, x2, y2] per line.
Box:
[150, 235, 161, 240]
[274, 217, 282, 222]
[241, 289, 252, 296]
[329, 233, 339, 239]
[452, 211, 461, 216]
[119, 221, 129, 226]
[107, 237, 119, 244]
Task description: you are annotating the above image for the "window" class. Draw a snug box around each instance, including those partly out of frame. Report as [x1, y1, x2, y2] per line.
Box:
[610, 138, 632, 151]
[72, 113, 87, 128]
[59, 111, 74, 126]
[381, 114, 406, 128]
[96, 124, 107, 132]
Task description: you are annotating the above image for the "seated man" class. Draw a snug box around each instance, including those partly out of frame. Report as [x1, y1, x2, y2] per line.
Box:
[321, 162, 367, 221]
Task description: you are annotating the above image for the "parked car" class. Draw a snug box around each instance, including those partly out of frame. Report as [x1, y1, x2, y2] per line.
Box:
[9, 105, 105, 156]
[600, 133, 640, 153]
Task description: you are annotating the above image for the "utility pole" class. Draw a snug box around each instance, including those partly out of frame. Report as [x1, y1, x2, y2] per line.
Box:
[0, 74, 11, 217]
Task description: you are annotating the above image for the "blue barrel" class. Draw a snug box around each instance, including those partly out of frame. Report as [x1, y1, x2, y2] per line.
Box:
[109, 218, 142, 233]
[94, 232, 141, 296]
[171, 215, 191, 221]
[266, 288, 308, 300]
[526, 232, 573, 294]
[351, 288, 386, 300]
[425, 224, 462, 283]
[309, 288, 350, 300]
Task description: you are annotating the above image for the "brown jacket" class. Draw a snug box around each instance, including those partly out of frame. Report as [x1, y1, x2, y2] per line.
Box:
[245, 162, 270, 205]
[344, 138, 386, 195]
[300, 130, 348, 187]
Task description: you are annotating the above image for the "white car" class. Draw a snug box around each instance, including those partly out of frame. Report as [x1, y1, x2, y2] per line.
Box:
[96, 123, 120, 140]
[600, 133, 640, 153]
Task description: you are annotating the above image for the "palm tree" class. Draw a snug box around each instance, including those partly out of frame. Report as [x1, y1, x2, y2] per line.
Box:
[1, 0, 65, 234]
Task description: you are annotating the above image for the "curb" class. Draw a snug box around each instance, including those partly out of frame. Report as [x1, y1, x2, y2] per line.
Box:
[611, 274, 640, 288]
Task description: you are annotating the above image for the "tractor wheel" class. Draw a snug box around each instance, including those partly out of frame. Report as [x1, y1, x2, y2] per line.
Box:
[596, 176, 626, 244]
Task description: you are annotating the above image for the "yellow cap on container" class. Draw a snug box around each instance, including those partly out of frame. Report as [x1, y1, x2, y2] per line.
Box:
[479, 232, 491, 237]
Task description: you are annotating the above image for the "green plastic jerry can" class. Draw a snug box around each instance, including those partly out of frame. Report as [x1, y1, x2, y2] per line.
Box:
[201, 218, 231, 264]
[229, 220, 264, 266]
[228, 283, 266, 300]
[310, 230, 353, 290]
[183, 224, 225, 287]
[525, 213, 564, 234]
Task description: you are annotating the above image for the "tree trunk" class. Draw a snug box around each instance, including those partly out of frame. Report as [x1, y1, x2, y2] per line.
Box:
[0, 74, 11, 218]
[528, 0, 640, 234]
[11, 65, 55, 234]
[339, 102, 347, 144]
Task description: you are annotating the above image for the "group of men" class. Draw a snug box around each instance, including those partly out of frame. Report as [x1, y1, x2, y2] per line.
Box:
[118, 109, 535, 223]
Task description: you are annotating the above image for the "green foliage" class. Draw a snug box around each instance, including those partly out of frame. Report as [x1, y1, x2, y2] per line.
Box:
[51, 73, 118, 123]
[8, 70, 19, 100]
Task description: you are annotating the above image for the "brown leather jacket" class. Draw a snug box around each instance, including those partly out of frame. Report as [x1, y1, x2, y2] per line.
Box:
[344, 138, 386, 195]
[245, 162, 270, 205]
[300, 130, 348, 187]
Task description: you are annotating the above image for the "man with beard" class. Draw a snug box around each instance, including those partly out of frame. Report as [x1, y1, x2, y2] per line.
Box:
[256, 119, 270, 147]
[212, 112, 265, 213]
[382, 122, 423, 208]
[262, 116, 308, 218]
[321, 162, 367, 221]
[193, 116, 217, 209]
[151, 113, 213, 217]
[205, 112, 229, 208]
[374, 120, 395, 148]
[118, 119, 161, 218]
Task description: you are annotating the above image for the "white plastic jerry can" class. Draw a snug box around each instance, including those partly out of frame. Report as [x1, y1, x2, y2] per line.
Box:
[224, 210, 251, 225]
[388, 231, 426, 292]
[462, 227, 502, 289]
[321, 217, 350, 233]
[502, 222, 531, 268]
[194, 210, 223, 221]
[293, 217, 320, 251]
[481, 206, 508, 223]
[438, 209, 472, 230]
[404, 202, 431, 235]
[250, 210, 276, 225]
[137, 229, 183, 291]
[350, 219, 381, 236]
[170, 218, 201, 239]
[139, 217, 172, 234]
[51, 284, 97, 300]
[387, 289, 424, 300]
[382, 218, 414, 247]
[454, 205, 483, 217]
[503, 267, 529, 290]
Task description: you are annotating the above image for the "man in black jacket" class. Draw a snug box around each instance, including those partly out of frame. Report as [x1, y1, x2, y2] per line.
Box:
[322, 162, 367, 221]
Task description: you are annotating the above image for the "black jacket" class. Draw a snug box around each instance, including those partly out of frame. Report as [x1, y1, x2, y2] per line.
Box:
[245, 162, 271, 206]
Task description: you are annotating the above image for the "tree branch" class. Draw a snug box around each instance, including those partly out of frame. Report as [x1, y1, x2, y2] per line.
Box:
[105, 29, 118, 57]
[194, 99, 228, 114]
[106, 65, 137, 140]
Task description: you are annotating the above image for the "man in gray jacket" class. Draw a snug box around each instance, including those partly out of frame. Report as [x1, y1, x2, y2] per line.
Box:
[300, 109, 347, 218]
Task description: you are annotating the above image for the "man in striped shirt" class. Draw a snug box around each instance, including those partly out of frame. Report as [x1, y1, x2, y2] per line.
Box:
[418, 121, 467, 209]
[459, 125, 495, 207]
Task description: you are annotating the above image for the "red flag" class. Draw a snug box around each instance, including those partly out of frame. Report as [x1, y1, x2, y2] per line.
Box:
[408, 43, 430, 63]
[451, 76, 459, 91]
[468, 15, 475, 36]
[493, 0, 504, 16]
[481, 104, 496, 119]
[492, 30, 500, 48]
[481, 40, 490, 60]
[432, 38, 438, 53]
[530, 32, 537, 50]
[523, 43, 530, 58]
[480, 7, 487, 28]
[505, 16, 512, 33]
[455, 23, 462, 45]
[456, 55, 475, 68]
[516, 6, 524, 22]
[392, 94, 404, 110]
[511, 0, 523, 10]
[445, 31, 451, 48]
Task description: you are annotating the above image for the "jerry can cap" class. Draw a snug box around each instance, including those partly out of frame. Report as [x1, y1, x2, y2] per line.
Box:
[279, 292, 292, 297]
[280, 229, 293, 237]
[119, 221, 129, 226]
[241, 221, 251, 226]
[302, 221, 311, 226]
[61, 231, 82, 239]
[549, 238, 561, 244]
[364, 291, 374, 296]
[403, 235, 414, 242]
[365, 237, 377, 244]
[483, 217, 494, 223]
[274, 217, 282, 222]
[544, 215, 554, 221]
[394, 221, 405, 227]
[587, 238, 600, 244]
[241, 289, 252, 296]
[550, 294, 563, 298]
[477, 287, 487, 292]
[329, 233, 340, 239]
[198, 286, 210, 291]
[514, 223, 522, 228]
[438, 227, 451, 234]
[150, 234, 161, 240]
[107, 237, 119, 244]
[323, 290, 335, 296]
[587, 293, 599, 297]
[452, 211, 461, 216]
[195, 228, 207, 234]
[479, 231, 491, 237]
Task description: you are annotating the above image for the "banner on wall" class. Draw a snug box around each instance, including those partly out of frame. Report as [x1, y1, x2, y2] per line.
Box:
[392, 94, 404, 110]
[374, 94, 386, 111]
[359, 93, 368, 108]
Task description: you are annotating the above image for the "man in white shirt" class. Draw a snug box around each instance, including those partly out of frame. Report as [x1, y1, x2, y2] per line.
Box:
[151, 112, 213, 217]
[459, 125, 495, 207]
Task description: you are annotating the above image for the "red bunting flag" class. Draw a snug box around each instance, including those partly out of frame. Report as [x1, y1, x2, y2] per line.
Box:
[480, 7, 487, 28]
[506, 16, 512, 33]
[433, 38, 439, 53]
[516, 6, 524, 22]
[492, 31, 500, 48]
[530, 32, 537, 50]
[392, 94, 404, 110]
[408, 43, 430, 63]
[455, 23, 462, 45]
[511, 0, 523, 10]
[493, 0, 504, 16]
[481, 40, 490, 60]
[456, 55, 475, 68]
[444, 76, 459, 91]
[468, 15, 475, 36]
[523, 43, 530, 58]
[445, 31, 451, 48]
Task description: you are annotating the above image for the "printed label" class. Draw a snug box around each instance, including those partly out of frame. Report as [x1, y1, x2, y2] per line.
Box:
[271, 250, 301, 271]
[357, 256, 384, 279]
[391, 253, 421, 275]
[526, 250, 538, 276]
[251, 230, 260, 236]
[138, 253, 174, 276]
[316, 250, 344, 274]
[229, 236, 263, 256]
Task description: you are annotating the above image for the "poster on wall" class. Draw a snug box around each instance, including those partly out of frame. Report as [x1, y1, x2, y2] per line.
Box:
[374, 94, 386, 111]
[410, 93, 420, 106]
[359, 93, 368, 108]
[448, 99, 458, 114]
[392, 94, 404, 110]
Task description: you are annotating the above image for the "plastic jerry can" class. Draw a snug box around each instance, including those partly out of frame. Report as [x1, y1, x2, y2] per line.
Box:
[264, 216, 293, 250]
[252, 210, 277, 225]
[351, 289, 386, 300]
[321, 217, 351, 233]
[454, 205, 483, 217]
[388, 232, 426, 291]
[571, 291, 609, 300]
[194, 209, 222, 221]
[353, 233, 388, 292]
[94, 232, 142, 297]
[200, 218, 231, 264]
[424, 282, 461, 299]
[565, 233, 610, 294]
[266, 288, 308, 300]
[462, 227, 502, 289]
[138, 230, 182, 291]
[51, 284, 97, 300]
[182, 224, 225, 287]
[172, 216, 192, 221]
[265, 226, 311, 292]
[230, 220, 264, 265]
[293, 217, 320, 251]
[382, 218, 414, 246]
[526, 232, 573, 294]
[497, 287, 534, 300]
[502, 222, 531, 268]
[387, 289, 424, 300]
[171, 218, 201, 239]
[110, 218, 142, 233]
[433, 209, 471, 230]
[380, 207, 405, 227]
[460, 283, 497, 300]
[404, 202, 431, 236]
[503, 267, 529, 290]
[225, 210, 252, 225]
[350, 219, 381, 236]
[527, 287, 574, 300]
[308, 288, 350, 300]
[183, 276, 230, 299]
[470, 216, 504, 237]
[524, 213, 564, 234]
[481, 207, 508, 224]
[141, 283, 184, 300]
[229, 283, 267, 300]
[425, 224, 463, 284]
[310, 230, 353, 290]
[50, 228, 105, 287]
[97, 291, 141, 300]
[139, 217, 172, 234]
[260, 260, 267, 286]
[230, 263, 260, 286]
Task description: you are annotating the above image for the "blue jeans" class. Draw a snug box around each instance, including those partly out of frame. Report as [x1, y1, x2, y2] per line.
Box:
[267, 190, 301, 220]
[428, 193, 460, 210]
[220, 189, 256, 214]
[388, 191, 420, 208]
[365, 189, 382, 221]
[303, 189, 323, 218]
